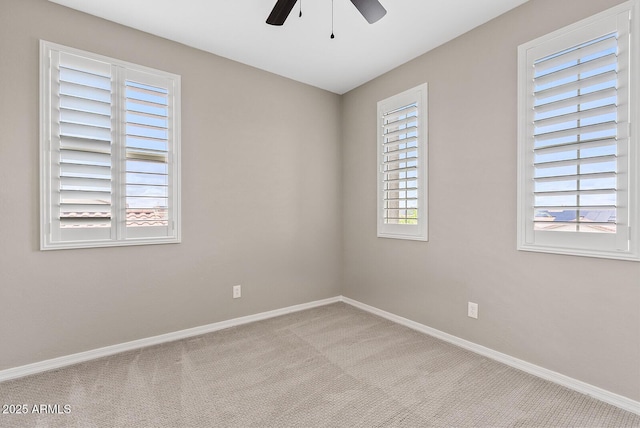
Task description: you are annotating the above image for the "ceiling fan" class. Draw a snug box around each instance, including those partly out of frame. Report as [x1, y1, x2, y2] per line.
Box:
[266, 0, 387, 26]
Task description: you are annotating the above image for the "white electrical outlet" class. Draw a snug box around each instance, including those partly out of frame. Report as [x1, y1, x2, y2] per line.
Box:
[233, 285, 241, 299]
[468, 302, 478, 319]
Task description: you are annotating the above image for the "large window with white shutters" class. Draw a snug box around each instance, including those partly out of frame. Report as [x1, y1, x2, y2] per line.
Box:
[40, 41, 181, 250]
[377, 83, 428, 241]
[517, 0, 639, 261]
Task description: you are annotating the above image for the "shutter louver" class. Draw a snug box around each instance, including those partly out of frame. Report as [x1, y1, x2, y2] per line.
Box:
[125, 80, 170, 228]
[382, 103, 419, 225]
[56, 52, 113, 229]
[531, 33, 620, 233]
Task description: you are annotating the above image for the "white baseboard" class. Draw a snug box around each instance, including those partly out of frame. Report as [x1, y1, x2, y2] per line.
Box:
[340, 296, 640, 416]
[1, 294, 638, 416]
[0, 296, 341, 383]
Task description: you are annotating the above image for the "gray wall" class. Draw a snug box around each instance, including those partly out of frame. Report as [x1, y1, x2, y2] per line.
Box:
[0, 0, 342, 369]
[342, 0, 640, 401]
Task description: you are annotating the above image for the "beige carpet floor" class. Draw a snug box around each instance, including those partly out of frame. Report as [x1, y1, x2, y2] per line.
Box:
[0, 302, 638, 427]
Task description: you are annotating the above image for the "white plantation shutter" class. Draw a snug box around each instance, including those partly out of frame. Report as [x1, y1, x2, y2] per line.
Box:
[377, 84, 428, 241]
[382, 104, 419, 224]
[123, 71, 174, 239]
[56, 52, 114, 240]
[41, 41, 181, 249]
[532, 34, 621, 232]
[517, 1, 640, 261]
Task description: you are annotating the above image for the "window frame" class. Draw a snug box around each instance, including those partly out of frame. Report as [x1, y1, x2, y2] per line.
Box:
[377, 83, 429, 241]
[40, 40, 181, 250]
[516, 0, 640, 261]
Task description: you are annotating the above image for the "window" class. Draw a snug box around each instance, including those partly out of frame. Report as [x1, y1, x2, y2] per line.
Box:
[40, 41, 181, 250]
[377, 83, 428, 241]
[517, 0, 639, 261]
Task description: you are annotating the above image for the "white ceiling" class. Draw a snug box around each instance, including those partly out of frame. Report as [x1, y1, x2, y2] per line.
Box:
[49, 0, 529, 94]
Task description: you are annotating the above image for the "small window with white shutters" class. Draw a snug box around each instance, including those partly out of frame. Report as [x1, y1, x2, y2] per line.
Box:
[40, 41, 181, 249]
[517, 0, 639, 261]
[377, 83, 428, 241]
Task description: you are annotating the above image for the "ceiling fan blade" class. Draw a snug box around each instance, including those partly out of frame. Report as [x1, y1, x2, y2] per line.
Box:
[350, 0, 387, 24]
[266, 0, 298, 26]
